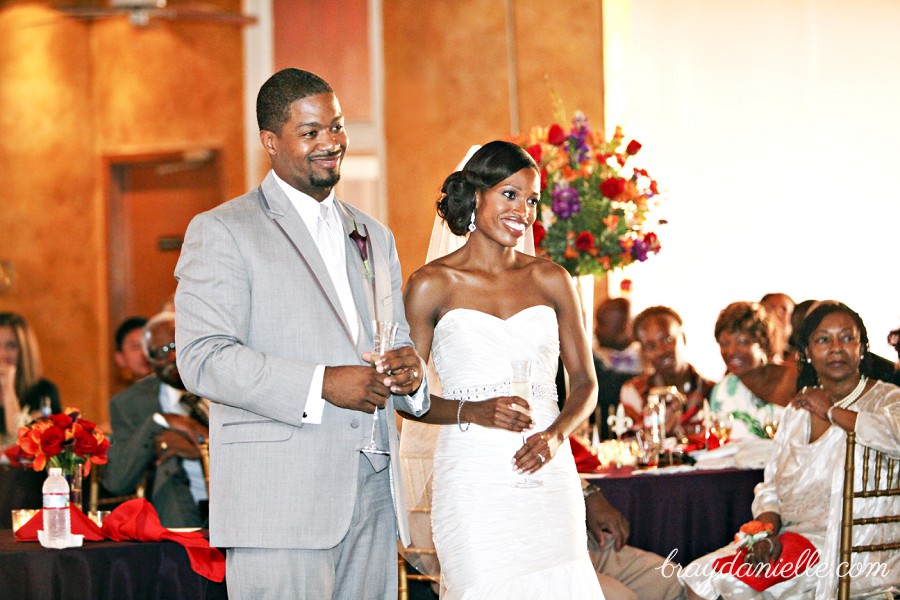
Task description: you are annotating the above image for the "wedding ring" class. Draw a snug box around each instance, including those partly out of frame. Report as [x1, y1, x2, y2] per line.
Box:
[538, 454, 545, 463]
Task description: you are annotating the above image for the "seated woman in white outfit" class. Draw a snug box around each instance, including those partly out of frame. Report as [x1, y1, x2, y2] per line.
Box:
[401, 141, 604, 599]
[680, 301, 900, 599]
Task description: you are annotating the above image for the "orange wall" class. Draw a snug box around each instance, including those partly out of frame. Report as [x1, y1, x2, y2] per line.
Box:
[0, 1, 246, 424]
[383, 0, 605, 277]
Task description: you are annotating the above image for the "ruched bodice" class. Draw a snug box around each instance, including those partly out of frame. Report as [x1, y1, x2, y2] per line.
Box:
[429, 305, 604, 599]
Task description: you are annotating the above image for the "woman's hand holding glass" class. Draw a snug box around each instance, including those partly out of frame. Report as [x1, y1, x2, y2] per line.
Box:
[460, 396, 533, 431]
[365, 345, 424, 395]
[515, 428, 562, 475]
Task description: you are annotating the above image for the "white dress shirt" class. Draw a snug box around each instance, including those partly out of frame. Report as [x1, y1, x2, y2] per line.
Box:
[273, 172, 359, 424]
[157, 383, 209, 504]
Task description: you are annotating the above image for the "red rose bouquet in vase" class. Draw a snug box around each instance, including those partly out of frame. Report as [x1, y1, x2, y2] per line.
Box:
[16, 408, 110, 510]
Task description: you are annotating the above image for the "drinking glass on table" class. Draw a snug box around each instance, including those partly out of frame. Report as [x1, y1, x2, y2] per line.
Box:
[361, 320, 398, 455]
[764, 413, 780, 439]
[511, 359, 541, 488]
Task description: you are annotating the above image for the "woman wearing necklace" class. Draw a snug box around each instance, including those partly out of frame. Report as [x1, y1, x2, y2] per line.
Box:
[680, 300, 900, 599]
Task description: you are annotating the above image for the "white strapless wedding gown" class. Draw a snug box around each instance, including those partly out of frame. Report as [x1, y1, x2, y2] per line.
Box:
[430, 305, 604, 599]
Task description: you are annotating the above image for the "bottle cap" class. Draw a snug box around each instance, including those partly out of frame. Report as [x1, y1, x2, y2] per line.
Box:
[48, 467, 62, 476]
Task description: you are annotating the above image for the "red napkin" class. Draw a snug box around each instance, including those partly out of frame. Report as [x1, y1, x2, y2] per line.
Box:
[569, 435, 602, 473]
[712, 531, 819, 591]
[681, 432, 721, 453]
[101, 499, 225, 582]
[14, 499, 224, 583]
[15, 505, 105, 542]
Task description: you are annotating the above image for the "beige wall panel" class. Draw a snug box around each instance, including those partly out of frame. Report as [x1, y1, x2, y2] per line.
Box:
[513, 0, 604, 135]
[92, 19, 246, 199]
[383, 0, 513, 276]
[0, 1, 247, 423]
[0, 4, 101, 421]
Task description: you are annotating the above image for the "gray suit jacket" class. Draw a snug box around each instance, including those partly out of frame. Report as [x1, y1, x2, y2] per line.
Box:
[103, 376, 204, 528]
[174, 172, 429, 549]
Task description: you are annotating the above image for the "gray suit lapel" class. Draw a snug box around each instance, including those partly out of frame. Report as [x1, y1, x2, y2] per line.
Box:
[335, 201, 377, 352]
[257, 175, 355, 346]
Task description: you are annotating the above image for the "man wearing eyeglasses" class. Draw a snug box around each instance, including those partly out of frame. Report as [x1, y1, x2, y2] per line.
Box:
[102, 311, 209, 527]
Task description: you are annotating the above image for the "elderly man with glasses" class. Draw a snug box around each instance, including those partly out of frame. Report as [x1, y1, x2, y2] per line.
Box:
[102, 311, 209, 527]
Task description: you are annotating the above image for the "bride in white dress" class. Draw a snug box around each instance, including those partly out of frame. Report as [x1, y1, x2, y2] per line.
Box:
[401, 141, 605, 599]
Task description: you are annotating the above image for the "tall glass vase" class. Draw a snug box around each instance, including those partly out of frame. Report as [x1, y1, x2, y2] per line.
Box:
[65, 467, 83, 512]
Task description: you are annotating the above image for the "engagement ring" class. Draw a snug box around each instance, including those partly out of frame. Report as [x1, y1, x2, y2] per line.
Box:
[538, 454, 545, 463]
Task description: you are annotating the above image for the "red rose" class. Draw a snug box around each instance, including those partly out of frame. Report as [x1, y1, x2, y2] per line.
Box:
[525, 144, 542, 163]
[532, 222, 546, 247]
[40, 426, 65, 456]
[72, 424, 100, 457]
[574, 231, 595, 252]
[50, 413, 72, 429]
[626, 139, 642, 155]
[600, 177, 626, 199]
[644, 231, 660, 250]
[620, 279, 632, 293]
[539, 168, 548, 191]
[547, 124, 566, 146]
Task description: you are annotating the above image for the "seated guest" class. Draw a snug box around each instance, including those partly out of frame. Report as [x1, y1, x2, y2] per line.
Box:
[584, 482, 685, 600]
[0, 312, 60, 435]
[594, 298, 644, 438]
[760, 292, 794, 364]
[710, 302, 783, 440]
[103, 312, 209, 527]
[620, 306, 714, 435]
[890, 327, 900, 385]
[114, 316, 152, 387]
[680, 301, 900, 599]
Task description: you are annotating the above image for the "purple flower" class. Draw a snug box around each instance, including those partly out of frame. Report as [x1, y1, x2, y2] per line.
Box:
[567, 113, 592, 164]
[348, 223, 373, 279]
[631, 238, 650, 262]
[552, 184, 581, 219]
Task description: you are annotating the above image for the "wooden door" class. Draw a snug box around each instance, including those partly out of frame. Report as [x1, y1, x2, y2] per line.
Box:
[106, 150, 223, 388]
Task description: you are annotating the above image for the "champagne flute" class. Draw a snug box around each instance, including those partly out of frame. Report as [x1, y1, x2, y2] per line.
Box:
[511, 359, 542, 488]
[361, 320, 398, 455]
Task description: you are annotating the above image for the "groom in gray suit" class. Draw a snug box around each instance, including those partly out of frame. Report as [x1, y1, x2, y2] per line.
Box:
[174, 68, 429, 599]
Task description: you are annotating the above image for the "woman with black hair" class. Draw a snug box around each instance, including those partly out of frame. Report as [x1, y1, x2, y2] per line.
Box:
[681, 301, 900, 599]
[401, 141, 603, 598]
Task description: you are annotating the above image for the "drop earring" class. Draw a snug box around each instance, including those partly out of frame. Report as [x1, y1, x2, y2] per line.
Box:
[468, 210, 476, 232]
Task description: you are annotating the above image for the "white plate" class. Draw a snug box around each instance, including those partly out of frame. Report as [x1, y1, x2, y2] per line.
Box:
[167, 527, 201, 533]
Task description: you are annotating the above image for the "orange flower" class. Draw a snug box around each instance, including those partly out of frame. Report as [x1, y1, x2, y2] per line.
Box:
[740, 520, 775, 536]
[564, 244, 579, 259]
[603, 215, 620, 229]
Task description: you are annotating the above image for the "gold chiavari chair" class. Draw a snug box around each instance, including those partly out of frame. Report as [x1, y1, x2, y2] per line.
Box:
[88, 462, 146, 514]
[397, 505, 439, 600]
[838, 431, 900, 600]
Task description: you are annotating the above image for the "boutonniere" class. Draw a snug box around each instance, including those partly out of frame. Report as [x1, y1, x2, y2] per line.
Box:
[348, 220, 374, 280]
[349, 219, 380, 321]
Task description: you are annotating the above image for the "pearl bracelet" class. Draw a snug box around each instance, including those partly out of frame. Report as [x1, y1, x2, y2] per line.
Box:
[457, 400, 470, 432]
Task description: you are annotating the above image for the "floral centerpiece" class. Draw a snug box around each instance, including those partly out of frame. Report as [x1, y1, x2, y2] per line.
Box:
[15, 408, 109, 476]
[513, 111, 662, 277]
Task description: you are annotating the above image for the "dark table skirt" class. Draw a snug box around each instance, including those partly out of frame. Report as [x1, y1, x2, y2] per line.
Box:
[585, 467, 764, 564]
[0, 530, 226, 600]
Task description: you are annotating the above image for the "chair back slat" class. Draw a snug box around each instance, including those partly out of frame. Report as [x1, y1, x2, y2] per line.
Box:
[838, 430, 900, 600]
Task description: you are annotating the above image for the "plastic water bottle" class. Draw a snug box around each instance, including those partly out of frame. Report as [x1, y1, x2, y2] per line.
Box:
[41, 467, 71, 548]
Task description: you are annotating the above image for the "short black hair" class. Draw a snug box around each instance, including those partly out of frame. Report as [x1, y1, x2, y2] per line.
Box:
[115, 316, 148, 351]
[256, 68, 334, 133]
[632, 305, 683, 341]
[714, 302, 772, 356]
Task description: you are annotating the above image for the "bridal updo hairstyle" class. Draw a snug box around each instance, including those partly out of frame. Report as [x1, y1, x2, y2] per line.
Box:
[795, 300, 873, 389]
[437, 141, 538, 236]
